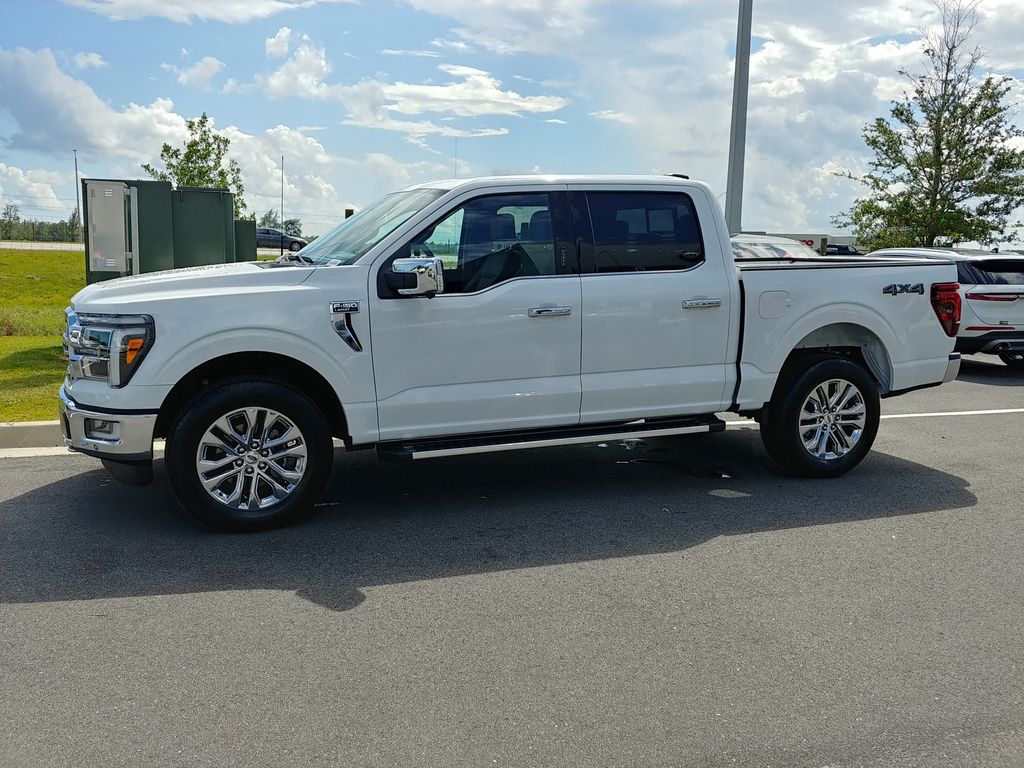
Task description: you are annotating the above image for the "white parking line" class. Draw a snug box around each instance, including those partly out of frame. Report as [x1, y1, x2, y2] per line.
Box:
[0, 441, 166, 460]
[724, 406, 1024, 426]
[880, 407, 1024, 419]
[1, 410, 1021, 460]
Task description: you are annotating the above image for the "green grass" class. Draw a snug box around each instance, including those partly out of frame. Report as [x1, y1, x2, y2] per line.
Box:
[0, 249, 85, 336]
[0, 336, 65, 422]
[0, 250, 83, 420]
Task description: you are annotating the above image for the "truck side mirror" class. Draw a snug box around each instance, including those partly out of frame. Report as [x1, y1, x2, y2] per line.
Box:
[386, 257, 445, 297]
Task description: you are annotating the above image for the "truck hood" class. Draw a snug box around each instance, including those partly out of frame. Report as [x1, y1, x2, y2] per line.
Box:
[71, 262, 315, 311]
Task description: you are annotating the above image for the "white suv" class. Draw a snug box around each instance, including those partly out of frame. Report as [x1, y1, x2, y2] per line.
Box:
[873, 249, 1024, 368]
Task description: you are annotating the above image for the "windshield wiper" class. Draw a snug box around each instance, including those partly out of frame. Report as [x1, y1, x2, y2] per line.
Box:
[274, 252, 316, 266]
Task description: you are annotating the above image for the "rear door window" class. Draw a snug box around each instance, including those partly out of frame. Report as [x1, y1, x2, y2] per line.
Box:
[583, 192, 704, 272]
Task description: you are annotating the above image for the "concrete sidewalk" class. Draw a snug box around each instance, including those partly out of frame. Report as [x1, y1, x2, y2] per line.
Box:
[0, 421, 64, 449]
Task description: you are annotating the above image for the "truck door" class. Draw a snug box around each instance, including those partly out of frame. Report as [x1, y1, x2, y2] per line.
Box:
[571, 185, 734, 422]
[369, 189, 582, 442]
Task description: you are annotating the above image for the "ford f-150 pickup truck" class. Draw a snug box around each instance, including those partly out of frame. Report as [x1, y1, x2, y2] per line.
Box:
[60, 175, 962, 530]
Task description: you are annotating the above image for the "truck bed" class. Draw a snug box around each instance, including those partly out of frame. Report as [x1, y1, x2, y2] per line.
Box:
[733, 254, 959, 411]
[735, 255, 952, 271]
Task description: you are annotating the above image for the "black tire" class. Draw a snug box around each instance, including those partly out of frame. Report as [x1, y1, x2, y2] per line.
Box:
[998, 351, 1024, 368]
[165, 380, 333, 531]
[289, 241, 302, 252]
[759, 355, 880, 478]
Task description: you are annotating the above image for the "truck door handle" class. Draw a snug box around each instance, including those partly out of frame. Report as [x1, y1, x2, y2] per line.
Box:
[682, 297, 722, 309]
[528, 306, 572, 318]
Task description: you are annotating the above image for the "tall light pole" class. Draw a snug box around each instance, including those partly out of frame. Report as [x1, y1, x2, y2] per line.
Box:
[280, 154, 284, 257]
[73, 148, 82, 242]
[725, 0, 753, 235]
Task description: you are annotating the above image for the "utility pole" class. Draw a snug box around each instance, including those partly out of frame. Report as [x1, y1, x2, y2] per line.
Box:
[73, 148, 82, 242]
[280, 154, 284, 257]
[725, 0, 753, 235]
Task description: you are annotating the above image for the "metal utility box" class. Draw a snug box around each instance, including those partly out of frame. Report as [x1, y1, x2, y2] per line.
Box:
[83, 178, 249, 283]
[131, 180, 175, 273]
[84, 180, 129, 281]
[234, 219, 257, 262]
[170, 187, 236, 268]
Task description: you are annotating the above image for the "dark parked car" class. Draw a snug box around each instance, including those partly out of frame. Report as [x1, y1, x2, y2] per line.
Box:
[256, 227, 307, 251]
[826, 243, 863, 256]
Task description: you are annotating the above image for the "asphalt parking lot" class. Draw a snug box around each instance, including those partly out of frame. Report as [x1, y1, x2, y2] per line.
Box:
[1, 358, 1022, 767]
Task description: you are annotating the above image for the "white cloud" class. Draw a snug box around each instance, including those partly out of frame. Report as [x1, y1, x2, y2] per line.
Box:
[0, 163, 67, 215]
[430, 38, 473, 53]
[381, 49, 442, 58]
[545, 118, 567, 125]
[163, 56, 225, 88]
[0, 46, 474, 234]
[402, 0, 597, 55]
[59, 0, 355, 24]
[0, 47, 188, 162]
[265, 27, 292, 58]
[262, 43, 334, 100]
[589, 110, 634, 125]
[254, 44, 568, 144]
[72, 52, 106, 70]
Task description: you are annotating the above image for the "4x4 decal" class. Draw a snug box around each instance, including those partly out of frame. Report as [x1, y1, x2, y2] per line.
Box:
[882, 283, 925, 296]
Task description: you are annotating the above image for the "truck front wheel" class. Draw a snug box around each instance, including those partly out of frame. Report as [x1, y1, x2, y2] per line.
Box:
[760, 356, 880, 478]
[165, 380, 334, 531]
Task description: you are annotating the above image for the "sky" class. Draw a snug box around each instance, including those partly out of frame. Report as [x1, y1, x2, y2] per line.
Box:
[0, 0, 1022, 237]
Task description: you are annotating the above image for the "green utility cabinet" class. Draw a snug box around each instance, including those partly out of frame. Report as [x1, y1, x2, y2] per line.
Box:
[234, 219, 257, 263]
[83, 179, 256, 284]
[170, 187, 236, 268]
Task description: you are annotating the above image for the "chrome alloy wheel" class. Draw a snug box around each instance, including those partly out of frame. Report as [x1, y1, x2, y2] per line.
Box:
[797, 378, 867, 460]
[194, 407, 308, 510]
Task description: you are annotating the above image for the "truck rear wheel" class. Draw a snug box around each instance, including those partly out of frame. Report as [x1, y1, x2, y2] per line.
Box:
[759, 356, 880, 478]
[165, 380, 333, 531]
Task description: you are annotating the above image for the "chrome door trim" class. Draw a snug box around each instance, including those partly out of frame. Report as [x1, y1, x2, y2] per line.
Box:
[682, 297, 722, 309]
[528, 306, 573, 318]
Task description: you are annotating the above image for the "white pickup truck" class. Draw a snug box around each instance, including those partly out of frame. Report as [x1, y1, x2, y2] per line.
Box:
[60, 175, 963, 530]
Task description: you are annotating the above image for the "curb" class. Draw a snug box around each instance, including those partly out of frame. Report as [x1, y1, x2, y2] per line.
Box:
[0, 420, 64, 449]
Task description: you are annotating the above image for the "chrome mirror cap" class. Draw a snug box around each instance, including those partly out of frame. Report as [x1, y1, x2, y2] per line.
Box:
[391, 257, 445, 296]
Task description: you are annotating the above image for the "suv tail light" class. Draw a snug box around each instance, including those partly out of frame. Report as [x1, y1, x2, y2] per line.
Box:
[930, 282, 961, 337]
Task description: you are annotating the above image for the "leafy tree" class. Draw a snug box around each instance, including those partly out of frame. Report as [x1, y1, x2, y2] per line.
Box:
[258, 209, 302, 237]
[258, 209, 280, 228]
[833, 0, 1024, 250]
[142, 112, 248, 218]
[67, 207, 82, 243]
[0, 202, 19, 240]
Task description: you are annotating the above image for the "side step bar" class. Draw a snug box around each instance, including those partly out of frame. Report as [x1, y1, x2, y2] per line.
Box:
[377, 415, 725, 462]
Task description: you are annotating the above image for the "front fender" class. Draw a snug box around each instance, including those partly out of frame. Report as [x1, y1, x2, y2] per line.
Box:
[147, 327, 366, 402]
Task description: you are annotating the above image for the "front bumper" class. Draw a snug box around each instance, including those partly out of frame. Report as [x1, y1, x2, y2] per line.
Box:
[58, 385, 157, 462]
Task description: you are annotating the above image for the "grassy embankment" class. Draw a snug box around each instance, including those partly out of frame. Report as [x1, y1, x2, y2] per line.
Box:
[0, 249, 84, 422]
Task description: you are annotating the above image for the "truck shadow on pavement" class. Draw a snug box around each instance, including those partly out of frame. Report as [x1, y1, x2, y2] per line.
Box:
[0, 428, 976, 612]
[956, 356, 1024, 387]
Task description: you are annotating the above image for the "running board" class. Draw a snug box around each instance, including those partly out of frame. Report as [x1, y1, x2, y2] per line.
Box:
[376, 415, 725, 462]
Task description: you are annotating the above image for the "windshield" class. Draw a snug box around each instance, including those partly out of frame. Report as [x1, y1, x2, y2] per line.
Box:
[297, 188, 447, 266]
[732, 240, 822, 260]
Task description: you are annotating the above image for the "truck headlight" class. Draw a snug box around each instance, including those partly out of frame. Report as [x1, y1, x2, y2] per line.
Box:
[64, 309, 155, 387]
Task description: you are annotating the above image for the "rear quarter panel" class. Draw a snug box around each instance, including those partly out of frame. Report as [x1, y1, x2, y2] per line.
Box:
[736, 261, 958, 409]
